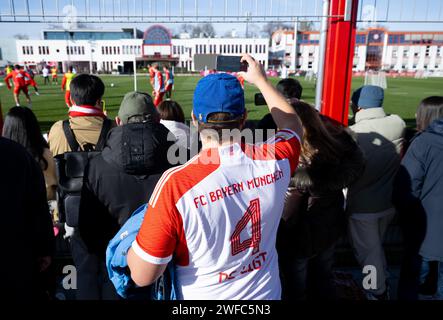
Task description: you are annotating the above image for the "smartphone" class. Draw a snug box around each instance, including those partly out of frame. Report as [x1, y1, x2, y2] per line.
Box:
[254, 93, 267, 106]
[216, 55, 248, 73]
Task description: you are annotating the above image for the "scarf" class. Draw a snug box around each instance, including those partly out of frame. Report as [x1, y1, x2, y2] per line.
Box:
[69, 105, 106, 118]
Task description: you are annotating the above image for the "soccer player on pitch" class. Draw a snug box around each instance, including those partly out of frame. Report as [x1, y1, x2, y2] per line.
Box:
[51, 66, 58, 85]
[127, 54, 304, 300]
[61, 66, 76, 108]
[4, 65, 35, 107]
[152, 63, 165, 107]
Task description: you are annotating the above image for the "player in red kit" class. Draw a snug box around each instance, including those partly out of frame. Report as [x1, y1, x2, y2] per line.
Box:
[4, 65, 34, 107]
[148, 63, 155, 89]
[152, 64, 165, 107]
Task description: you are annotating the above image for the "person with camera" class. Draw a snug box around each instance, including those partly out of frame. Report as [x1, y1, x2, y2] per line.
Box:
[127, 54, 303, 300]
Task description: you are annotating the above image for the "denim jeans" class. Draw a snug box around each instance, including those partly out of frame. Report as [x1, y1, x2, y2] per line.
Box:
[419, 258, 443, 300]
[398, 254, 443, 300]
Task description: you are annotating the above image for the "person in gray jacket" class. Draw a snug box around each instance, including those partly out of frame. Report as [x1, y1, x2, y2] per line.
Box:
[347, 85, 406, 300]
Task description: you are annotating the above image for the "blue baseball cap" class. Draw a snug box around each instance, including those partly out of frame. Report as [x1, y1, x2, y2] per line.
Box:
[193, 73, 245, 123]
[351, 85, 384, 109]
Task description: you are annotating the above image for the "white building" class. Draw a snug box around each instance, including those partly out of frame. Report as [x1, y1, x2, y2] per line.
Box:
[172, 37, 268, 71]
[15, 26, 268, 73]
[270, 28, 443, 73]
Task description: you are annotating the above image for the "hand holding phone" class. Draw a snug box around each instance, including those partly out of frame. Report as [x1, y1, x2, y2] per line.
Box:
[237, 54, 267, 86]
[216, 55, 248, 73]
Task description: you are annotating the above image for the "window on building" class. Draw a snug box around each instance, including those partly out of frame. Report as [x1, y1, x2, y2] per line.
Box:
[425, 45, 430, 56]
[308, 61, 313, 69]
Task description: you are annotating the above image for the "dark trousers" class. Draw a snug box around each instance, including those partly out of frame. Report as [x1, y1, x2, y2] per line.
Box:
[70, 232, 120, 300]
[280, 245, 337, 301]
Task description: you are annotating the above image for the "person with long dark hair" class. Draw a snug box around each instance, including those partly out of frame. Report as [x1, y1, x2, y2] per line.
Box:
[2, 106, 57, 200]
[157, 100, 192, 149]
[277, 100, 365, 300]
[394, 96, 443, 300]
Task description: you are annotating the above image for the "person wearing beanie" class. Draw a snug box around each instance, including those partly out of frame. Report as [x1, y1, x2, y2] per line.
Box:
[77, 92, 186, 300]
[347, 85, 406, 300]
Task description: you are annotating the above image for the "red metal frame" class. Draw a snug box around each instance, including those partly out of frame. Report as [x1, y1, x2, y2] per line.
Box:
[321, 0, 359, 126]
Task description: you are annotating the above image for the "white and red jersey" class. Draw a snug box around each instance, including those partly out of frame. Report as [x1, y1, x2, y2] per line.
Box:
[153, 70, 165, 93]
[133, 129, 301, 300]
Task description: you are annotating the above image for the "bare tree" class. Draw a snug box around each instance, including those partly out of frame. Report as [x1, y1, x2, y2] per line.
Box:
[13, 34, 29, 40]
[298, 21, 315, 31]
[180, 24, 193, 34]
[201, 23, 216, 38]
[191, 25, 203, 38]
[261, 22, 292, 37]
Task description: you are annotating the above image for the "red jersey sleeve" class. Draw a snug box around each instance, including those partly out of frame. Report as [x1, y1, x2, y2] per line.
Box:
[271, 129, 302, 175]
[132, 172, 189, 266]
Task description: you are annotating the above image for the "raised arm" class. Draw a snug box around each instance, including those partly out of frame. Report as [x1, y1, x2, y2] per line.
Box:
[239, 54, 303, 139]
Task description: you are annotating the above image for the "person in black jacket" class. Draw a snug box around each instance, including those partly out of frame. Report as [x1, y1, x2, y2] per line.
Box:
[276, 100, 365, 301]
[393, 96, 443, 300]
[0, 136, 55, 300]
[77, 92, 181, 299]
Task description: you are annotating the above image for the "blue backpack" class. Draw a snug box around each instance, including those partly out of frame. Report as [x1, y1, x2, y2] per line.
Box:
[106, 204, 177, 300]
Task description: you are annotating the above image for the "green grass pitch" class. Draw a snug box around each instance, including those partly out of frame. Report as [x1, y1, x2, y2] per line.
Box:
[1, 75, 442, 133]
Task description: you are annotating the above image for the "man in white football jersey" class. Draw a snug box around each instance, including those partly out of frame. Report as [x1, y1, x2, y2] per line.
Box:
[128, 54, 304, 300]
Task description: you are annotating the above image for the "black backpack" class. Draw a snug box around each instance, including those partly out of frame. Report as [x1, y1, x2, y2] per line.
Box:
[55, 119, 112, 228]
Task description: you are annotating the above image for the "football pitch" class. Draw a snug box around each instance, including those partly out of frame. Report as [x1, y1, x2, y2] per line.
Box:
[1, 74, 442, 132]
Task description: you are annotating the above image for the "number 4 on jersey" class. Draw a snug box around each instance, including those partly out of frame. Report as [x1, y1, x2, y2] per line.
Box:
[230, 198, 262, 256]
